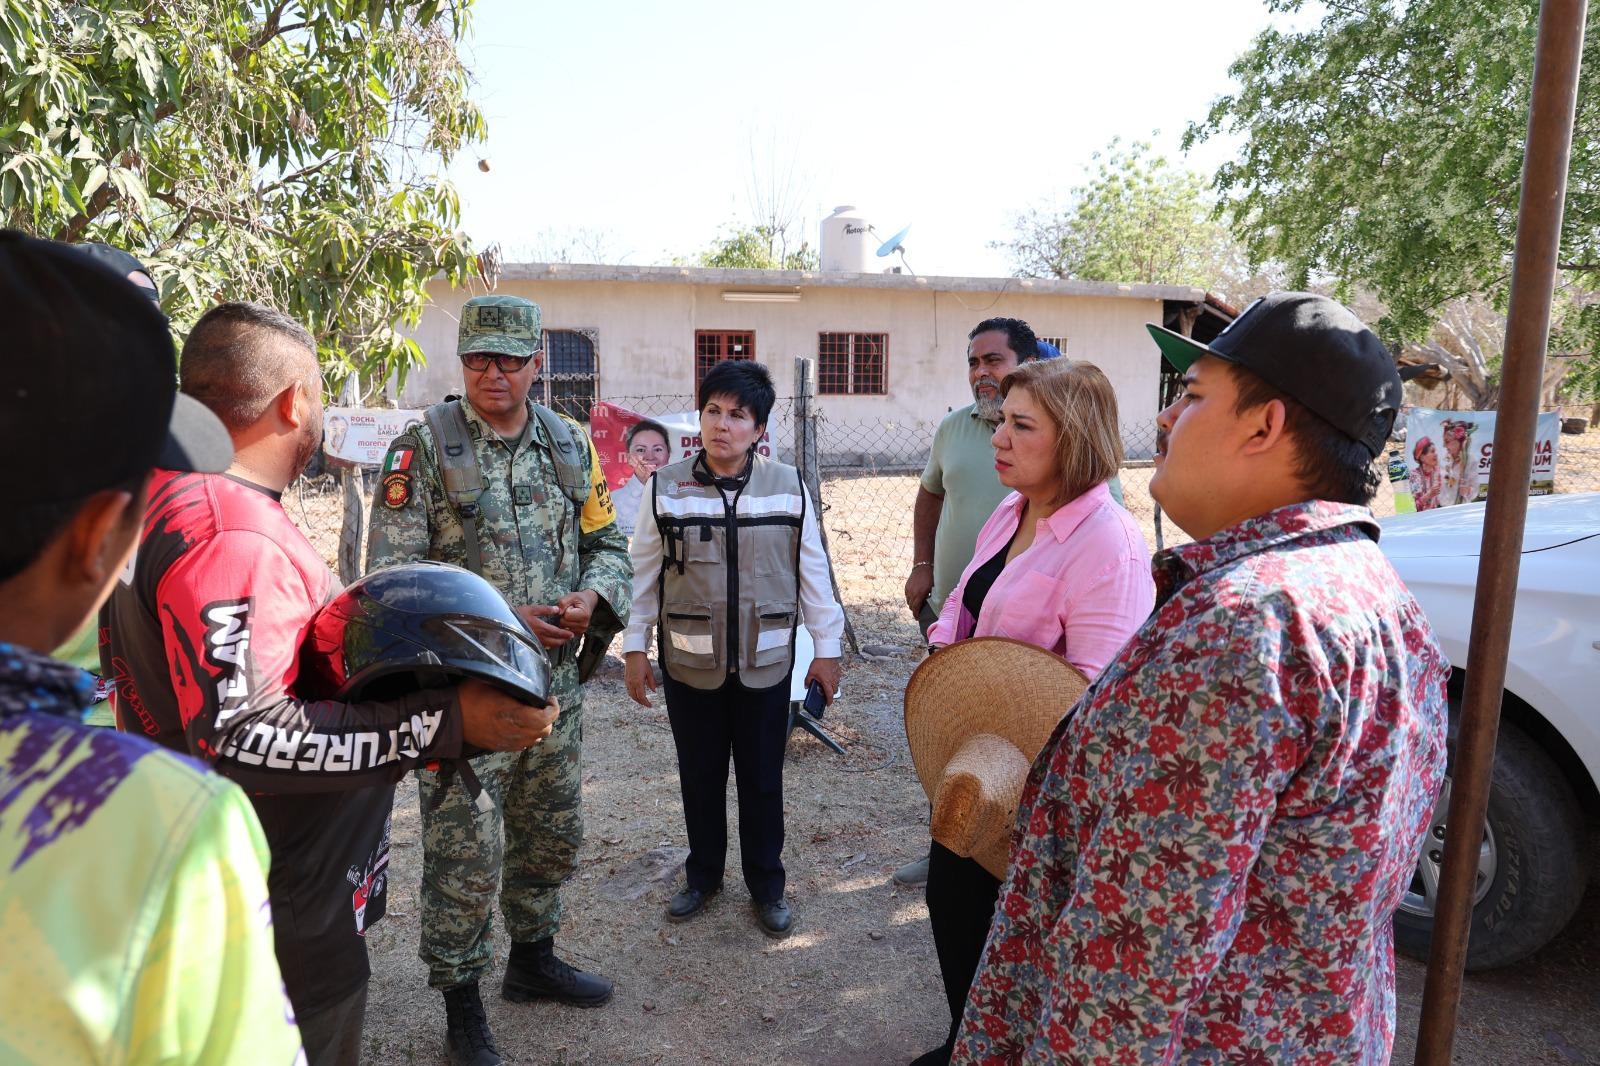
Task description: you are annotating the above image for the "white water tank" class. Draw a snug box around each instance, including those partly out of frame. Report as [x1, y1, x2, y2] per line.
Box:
[819, 205, 875, 273]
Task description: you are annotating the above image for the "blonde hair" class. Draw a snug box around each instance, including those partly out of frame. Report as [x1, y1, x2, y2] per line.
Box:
[999, 359, 1123, 505]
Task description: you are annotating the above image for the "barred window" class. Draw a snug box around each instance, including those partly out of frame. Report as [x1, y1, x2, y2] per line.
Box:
[1037, 335, 1067, 354]
[817, 332, 887, 395]
[537, 329, 597, 422]
[695, 330, 754, 386]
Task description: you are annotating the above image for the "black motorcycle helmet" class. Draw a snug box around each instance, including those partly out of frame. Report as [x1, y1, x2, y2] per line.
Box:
[301, 560, 551, 706]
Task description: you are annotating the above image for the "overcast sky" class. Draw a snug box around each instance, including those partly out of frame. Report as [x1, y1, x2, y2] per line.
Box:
[445, 0, 1284, 277]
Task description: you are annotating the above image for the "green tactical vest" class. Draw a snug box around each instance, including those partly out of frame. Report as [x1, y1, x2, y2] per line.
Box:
[422, 397, 615, 677]
[650, 452, 806, 691]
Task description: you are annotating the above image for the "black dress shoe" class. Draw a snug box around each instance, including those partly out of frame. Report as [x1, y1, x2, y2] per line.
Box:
[754, 898, 794, 938]
[666, 884, 718, 922]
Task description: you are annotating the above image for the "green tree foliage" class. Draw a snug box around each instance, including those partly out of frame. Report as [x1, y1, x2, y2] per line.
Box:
[1187, 0, 1600, 397]
[996, 139, 1240, 290]
[0, 0, 486, 394]
[696, 223, 818, 270]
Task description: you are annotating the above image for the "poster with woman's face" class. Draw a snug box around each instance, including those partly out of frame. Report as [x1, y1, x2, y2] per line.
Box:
[589, 402, 772, 491]
[1398, 407, 1559, 511]
[626, 425, 672, 483]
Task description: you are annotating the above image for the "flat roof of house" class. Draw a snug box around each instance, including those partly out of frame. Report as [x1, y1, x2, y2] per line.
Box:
[491, 262, 1208, 302]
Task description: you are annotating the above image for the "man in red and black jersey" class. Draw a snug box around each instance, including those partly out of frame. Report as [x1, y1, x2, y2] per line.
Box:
[102, 302, 556, 1066]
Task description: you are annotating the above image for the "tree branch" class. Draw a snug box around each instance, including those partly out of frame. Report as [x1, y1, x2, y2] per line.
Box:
[56, 2, 310, 238]
[243, 0, 295, 58]
[150, 190, 291, 241]
[257, 154, 344, 196]
[54, 184, 122, 243]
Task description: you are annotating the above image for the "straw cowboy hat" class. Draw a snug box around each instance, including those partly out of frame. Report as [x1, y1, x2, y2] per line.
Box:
[904, 638, 1090, 879]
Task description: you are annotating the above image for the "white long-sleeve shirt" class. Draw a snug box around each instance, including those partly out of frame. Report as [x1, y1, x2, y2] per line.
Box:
[621, 473, 845, 659]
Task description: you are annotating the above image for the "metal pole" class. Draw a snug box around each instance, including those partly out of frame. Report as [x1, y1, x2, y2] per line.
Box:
[793, 356, 859, 655]
[1413, 0, 1586, 1060]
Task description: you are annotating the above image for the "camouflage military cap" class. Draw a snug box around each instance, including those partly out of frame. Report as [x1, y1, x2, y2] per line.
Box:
[458, 294, 543, 358]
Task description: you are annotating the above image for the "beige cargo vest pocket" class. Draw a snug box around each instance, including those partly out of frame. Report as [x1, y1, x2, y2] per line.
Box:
[664, 602, 720, 673]
[748, 600, 797, 668]
[682, 526, 722, 565]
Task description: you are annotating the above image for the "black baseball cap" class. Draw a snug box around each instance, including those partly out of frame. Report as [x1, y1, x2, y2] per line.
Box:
[0, 230, 232, 506]
[1147, 292, 1403, 457]
[75, 242, 160, 302]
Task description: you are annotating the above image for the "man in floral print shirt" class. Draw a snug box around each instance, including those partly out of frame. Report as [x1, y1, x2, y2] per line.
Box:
[953, 293, 1449, 1066]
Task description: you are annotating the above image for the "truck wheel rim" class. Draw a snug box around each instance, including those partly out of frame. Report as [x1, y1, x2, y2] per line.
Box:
[1399, 775, 1498, 919]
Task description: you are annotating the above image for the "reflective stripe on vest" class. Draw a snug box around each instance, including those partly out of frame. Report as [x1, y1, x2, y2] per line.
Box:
[650, 453, 806, 692]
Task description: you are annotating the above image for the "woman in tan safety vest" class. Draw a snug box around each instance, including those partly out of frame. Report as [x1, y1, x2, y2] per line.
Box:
[621, 360, 844, 939]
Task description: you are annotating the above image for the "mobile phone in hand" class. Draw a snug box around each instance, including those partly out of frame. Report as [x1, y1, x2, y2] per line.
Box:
[803, 679, 826, 719]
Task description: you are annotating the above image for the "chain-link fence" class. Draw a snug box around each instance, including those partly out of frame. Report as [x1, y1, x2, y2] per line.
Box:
[810, 410, 1170, 559]
[282, 473, 350, 575]
[812, 402, 1600, 568]
[283, 395, 1600, 642]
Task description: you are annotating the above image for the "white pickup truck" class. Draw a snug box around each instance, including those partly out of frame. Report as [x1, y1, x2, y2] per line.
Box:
[1381, 491, 1599, 969]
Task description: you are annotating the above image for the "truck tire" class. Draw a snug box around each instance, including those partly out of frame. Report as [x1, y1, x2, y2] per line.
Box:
[1393, 718, 1588, 970]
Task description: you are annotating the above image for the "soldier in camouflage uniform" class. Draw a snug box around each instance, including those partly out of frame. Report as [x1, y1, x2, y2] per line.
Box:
[366, 295, 631, 1066]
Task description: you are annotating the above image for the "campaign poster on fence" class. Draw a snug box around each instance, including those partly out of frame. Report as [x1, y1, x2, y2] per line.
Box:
[1390, 407, 1559, 512]
[589, 402, 773, 489]
[589, 401, 773, 536]
[322, 407, 422, 467]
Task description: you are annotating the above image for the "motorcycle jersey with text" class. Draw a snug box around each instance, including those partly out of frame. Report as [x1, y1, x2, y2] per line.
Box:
[101, 471, 463, 1015]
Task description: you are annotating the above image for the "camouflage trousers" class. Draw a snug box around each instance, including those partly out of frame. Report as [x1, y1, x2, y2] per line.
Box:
[416, 672, 584, 990]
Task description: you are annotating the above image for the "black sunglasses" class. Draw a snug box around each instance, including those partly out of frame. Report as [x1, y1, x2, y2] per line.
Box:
[460, 350, 540, 373]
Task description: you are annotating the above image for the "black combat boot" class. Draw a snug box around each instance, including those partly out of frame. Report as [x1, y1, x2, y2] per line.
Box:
[442, 982, 502, 1066]
[501, 936, 614, 1007]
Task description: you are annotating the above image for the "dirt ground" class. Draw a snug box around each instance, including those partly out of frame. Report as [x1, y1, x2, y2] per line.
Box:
[358, 662, 1600, 1065]
[278, 431, 1600, 1065]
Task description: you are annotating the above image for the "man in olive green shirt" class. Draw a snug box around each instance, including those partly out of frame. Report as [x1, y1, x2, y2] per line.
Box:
[904, 319, 1125, 635]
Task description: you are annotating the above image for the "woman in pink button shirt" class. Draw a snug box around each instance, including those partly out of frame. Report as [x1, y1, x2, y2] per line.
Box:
[926, 358, 1154, 672]
[913, 357, 1154, 1066]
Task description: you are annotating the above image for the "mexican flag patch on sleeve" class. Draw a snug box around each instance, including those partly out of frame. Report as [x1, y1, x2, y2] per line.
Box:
[384, 447, 414, 474]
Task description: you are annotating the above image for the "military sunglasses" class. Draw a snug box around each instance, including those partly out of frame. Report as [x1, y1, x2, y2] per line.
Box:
[460, 349, 542, 374]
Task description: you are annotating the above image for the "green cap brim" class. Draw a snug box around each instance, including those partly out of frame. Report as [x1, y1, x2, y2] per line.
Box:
[460, 335, 537, 358]
[1146, 323, 1214, 373]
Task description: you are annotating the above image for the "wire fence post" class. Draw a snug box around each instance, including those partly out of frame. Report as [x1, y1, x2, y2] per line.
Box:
[795, 356, 859, 655]
[335, 374, 367, 585]
[337, 468, 365, 584]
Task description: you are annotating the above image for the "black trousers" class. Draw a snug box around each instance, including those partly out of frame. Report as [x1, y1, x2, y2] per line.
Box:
[297, 979, 368, 1066]
[662, 671, 790, 903]
[925, 841, 1003, 1060]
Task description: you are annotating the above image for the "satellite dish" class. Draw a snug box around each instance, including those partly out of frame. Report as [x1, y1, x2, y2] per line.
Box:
[874, 224, 915, 275]
[875, 224, 911, 258]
